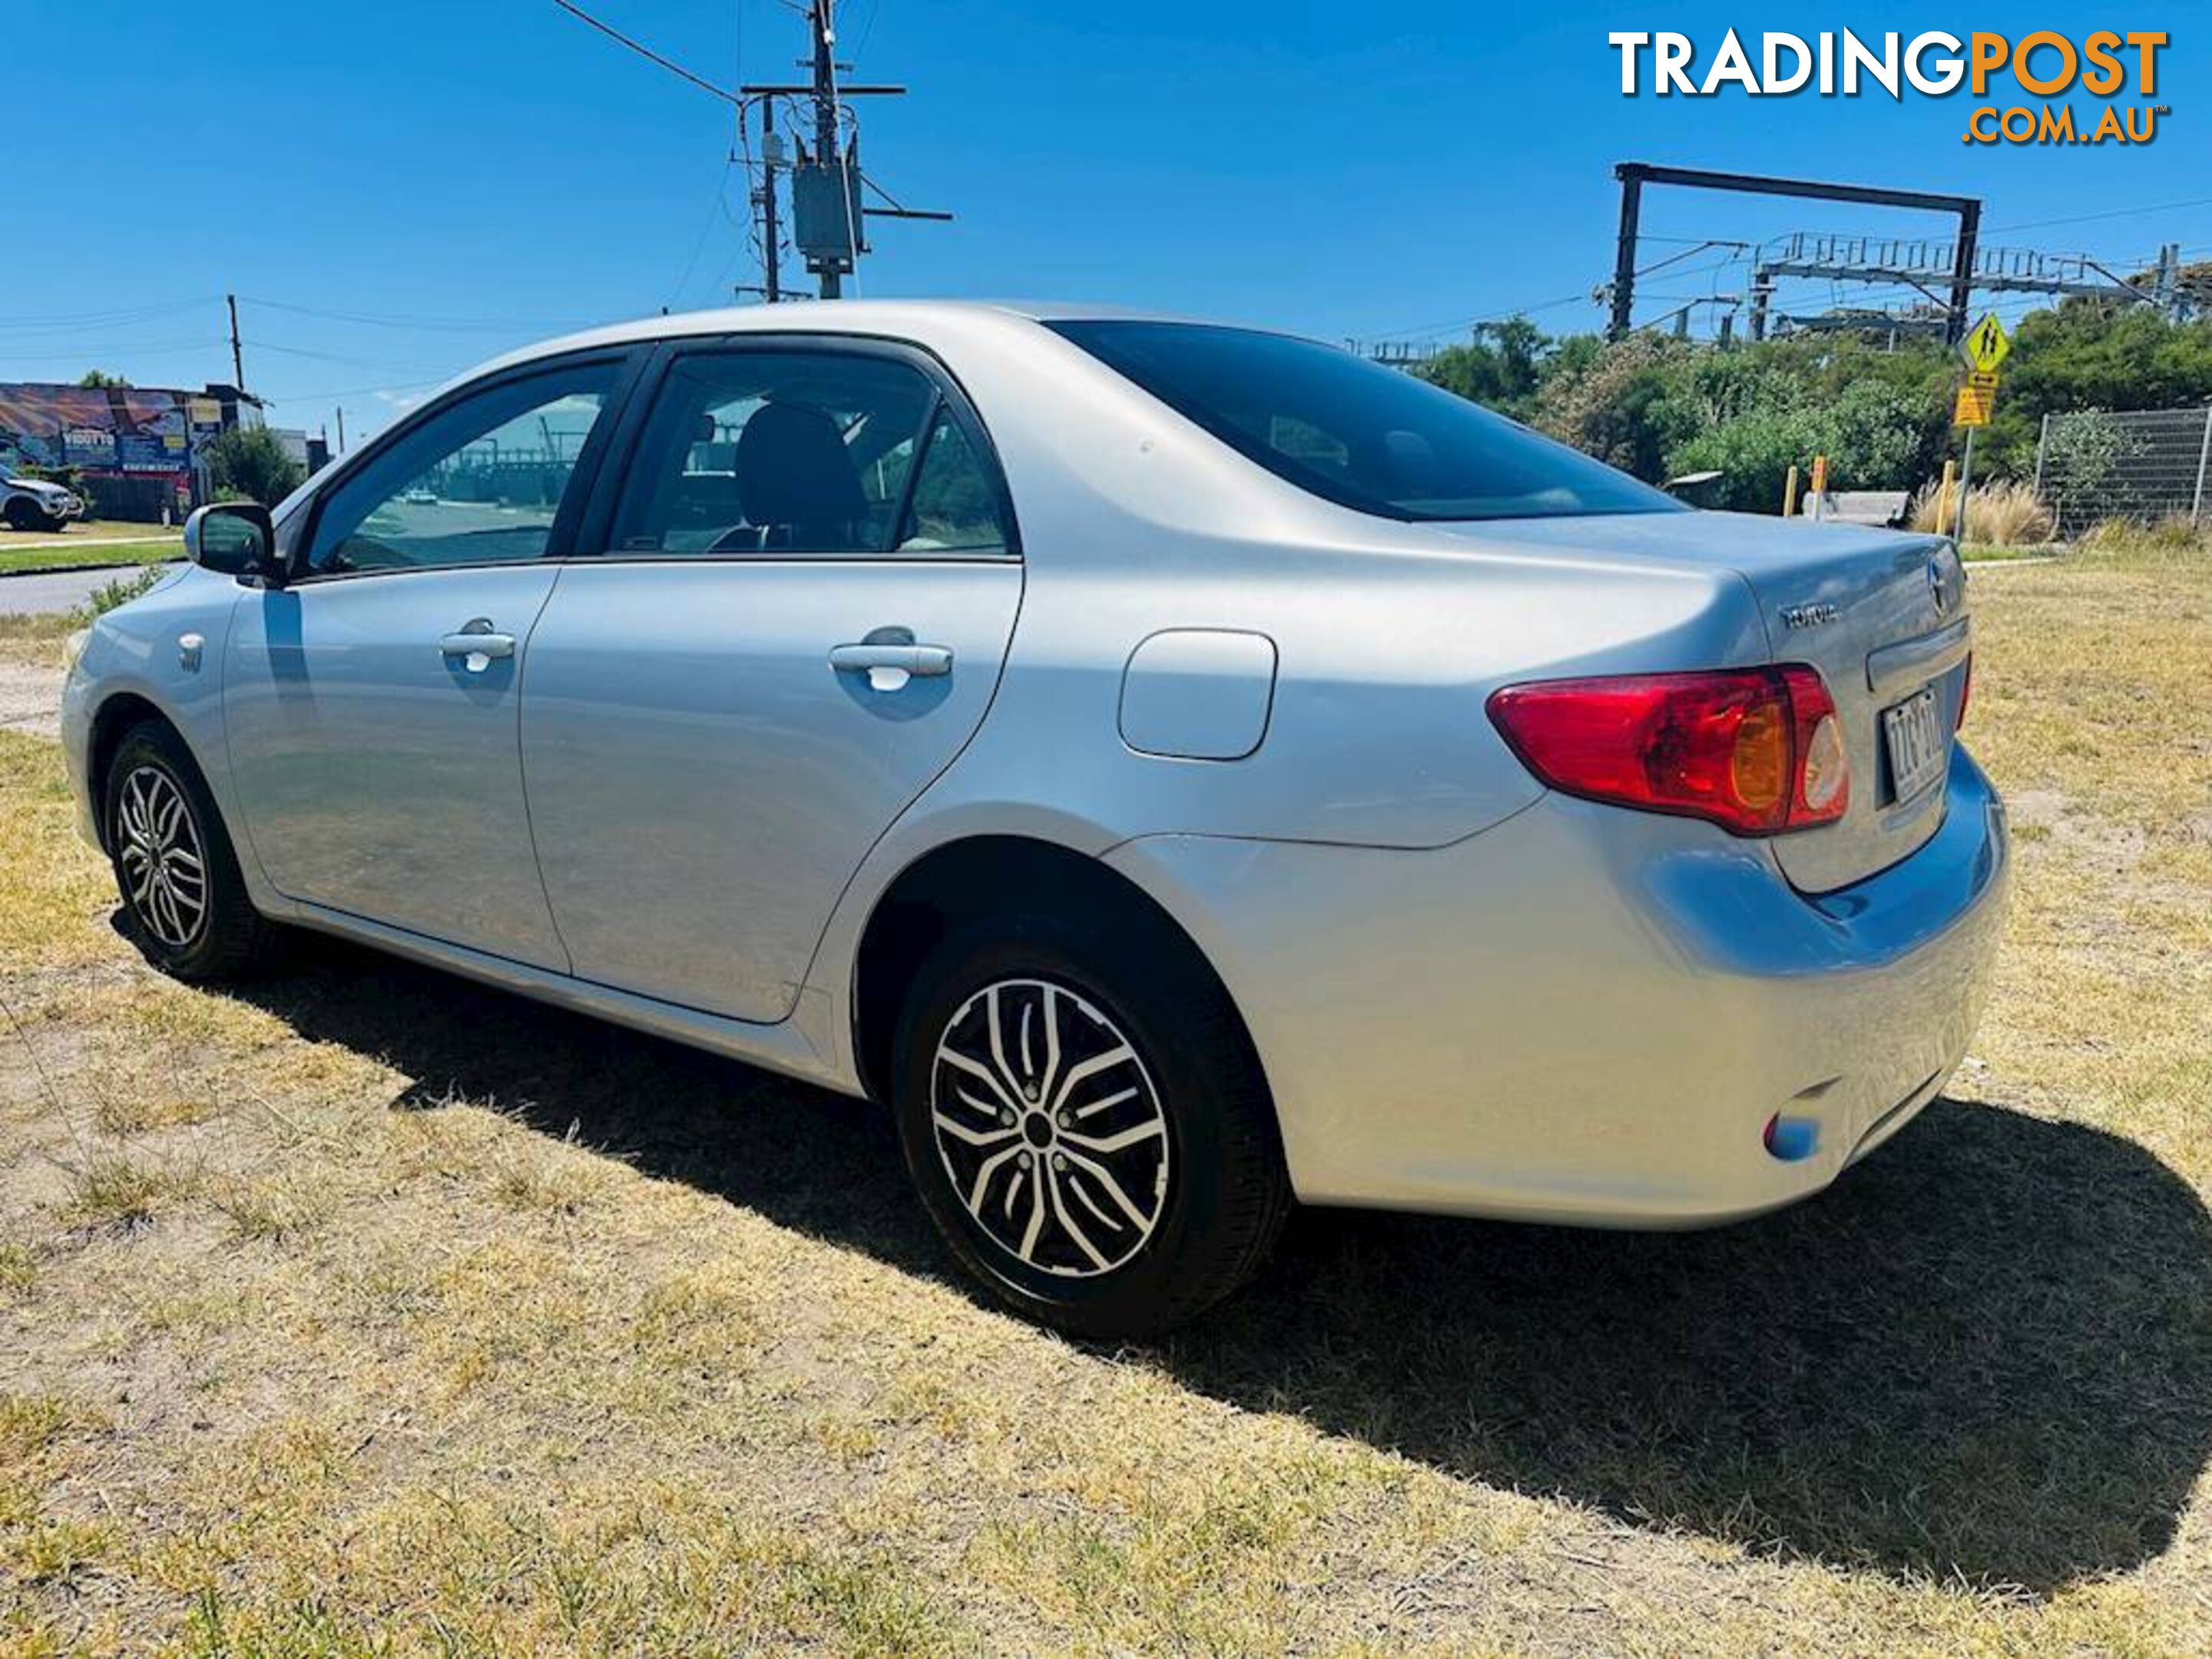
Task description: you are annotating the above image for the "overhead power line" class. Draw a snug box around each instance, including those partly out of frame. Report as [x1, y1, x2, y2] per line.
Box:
[237, 296, 600, 334]
[1991, 194, 2212, 235]
[549, 0, 741, 104]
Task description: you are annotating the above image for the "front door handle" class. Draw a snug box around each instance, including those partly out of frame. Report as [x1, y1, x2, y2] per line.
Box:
[440, 620, 516, 671]
[829, 641, 953, 678]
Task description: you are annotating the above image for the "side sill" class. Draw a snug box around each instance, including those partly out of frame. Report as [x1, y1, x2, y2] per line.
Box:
[284, 901, 859, 1097]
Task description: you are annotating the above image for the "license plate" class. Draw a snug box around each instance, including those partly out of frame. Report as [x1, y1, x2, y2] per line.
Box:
[1882, 685, 1947, 804]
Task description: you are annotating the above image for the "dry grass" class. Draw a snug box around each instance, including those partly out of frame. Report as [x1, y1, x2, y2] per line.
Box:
[2, 560, 2210, 1654]
[1907, 477, 2056, 545]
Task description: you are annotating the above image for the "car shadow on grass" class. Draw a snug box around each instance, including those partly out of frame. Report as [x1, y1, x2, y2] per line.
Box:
[221, 933, 2212, 1594]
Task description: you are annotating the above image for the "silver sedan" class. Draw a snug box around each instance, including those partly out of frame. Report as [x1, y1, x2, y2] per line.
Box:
[61, 303, 2008, 1336]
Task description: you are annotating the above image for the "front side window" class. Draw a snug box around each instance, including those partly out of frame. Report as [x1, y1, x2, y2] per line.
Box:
[303, 363, 618, 575]
[1048, 320, 1682, 524]
[614, 350, 942, 556]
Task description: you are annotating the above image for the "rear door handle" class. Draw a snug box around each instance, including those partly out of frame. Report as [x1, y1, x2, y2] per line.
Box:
[829, 642, 953, 677]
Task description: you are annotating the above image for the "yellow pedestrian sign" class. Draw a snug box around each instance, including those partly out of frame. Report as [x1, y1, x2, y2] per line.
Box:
[1952, 379, 1995, 427]
[1952, 368, 2000, 427]
[1962, 313, 2011, 373]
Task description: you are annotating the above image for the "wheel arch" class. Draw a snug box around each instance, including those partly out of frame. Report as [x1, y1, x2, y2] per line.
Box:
[85, 691, 182, 852]
[849, 833, 1273, 1115]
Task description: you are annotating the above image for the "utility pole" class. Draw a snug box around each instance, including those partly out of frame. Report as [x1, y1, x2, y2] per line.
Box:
[551, 0, 946, 306]
[809, 1, 844, 299]
[740, 0, 947, 302]
[336, 408, 346, 455]
[227, 294, 245, 392]
[759, 94, 783, 302]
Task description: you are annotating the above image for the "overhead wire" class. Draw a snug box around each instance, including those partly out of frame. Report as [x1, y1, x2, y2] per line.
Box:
[548, 0, 740, 104]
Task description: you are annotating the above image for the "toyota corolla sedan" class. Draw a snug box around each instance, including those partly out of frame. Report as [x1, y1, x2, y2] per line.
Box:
[61, 303, 2007, 1336]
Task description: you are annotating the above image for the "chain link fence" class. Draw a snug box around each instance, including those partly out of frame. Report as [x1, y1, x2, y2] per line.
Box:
[2033, 406, 2212, 539]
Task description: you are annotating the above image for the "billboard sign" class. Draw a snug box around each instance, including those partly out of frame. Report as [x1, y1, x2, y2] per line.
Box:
[0, 383, 199, 479]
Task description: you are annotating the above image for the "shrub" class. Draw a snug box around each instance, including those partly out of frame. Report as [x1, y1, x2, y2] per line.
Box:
[2077, 515, 2210, 559]
[71, 567, 165, 621]
[1906, 478, 2053, 545]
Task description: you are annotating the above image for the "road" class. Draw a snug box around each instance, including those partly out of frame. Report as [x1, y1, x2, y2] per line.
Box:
[0, 564, 177, 617]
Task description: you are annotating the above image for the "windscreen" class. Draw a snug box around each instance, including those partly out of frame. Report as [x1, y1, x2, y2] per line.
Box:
[1048, 320, 1684, 523]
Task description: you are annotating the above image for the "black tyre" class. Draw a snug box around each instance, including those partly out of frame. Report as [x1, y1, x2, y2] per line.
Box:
[103, 721, 281, 982]
[3, 498, 39, 531]
[892, 915, 1290, 1339]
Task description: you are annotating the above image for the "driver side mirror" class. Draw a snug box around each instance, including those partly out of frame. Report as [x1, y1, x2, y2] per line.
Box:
[184, 502, 281, 586]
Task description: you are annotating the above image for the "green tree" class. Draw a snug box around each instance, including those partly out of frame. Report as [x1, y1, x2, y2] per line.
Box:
[1975, 300, 2212, 476]
[1412, 319, 1550, 422]
[1530, 333, 1697, 481]
[76, 369, 131, 389]
[1399, 298, 2212, 515]
[202, 426, 305, 508]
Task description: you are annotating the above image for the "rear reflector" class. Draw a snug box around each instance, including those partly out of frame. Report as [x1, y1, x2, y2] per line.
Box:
[1487, 665, 1850, 836]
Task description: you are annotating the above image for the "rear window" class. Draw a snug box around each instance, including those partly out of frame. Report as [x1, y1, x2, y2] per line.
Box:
[1048, 320, 1682, 524]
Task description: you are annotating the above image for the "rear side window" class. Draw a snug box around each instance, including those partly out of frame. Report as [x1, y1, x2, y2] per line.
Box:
[898, 411, 1011, 553]
[614, 350, 944, 556]
[1048, 320, 1682, 524]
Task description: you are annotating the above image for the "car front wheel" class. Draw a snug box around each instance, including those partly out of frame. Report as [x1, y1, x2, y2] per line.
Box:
[892, 917, 1290, 1339]
[104, 723, 280, 981]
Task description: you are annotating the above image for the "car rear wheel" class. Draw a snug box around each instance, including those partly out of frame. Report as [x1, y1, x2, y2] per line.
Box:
[104, 723, 281, 982]
[892, 916, 1290, 1339]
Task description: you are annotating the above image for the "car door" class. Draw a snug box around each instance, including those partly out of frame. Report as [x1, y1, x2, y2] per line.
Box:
[522, 337, 1023, 1021]
[224, 353, 634, 969]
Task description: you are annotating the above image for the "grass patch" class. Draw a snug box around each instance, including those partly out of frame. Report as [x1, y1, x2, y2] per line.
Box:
[0, 1243, 35, 1299]
[0, 541, 179, 575]
[0, 517, 184, 571]
[0, 561, 2207, 1653]
[55, 1150, 177, 1230]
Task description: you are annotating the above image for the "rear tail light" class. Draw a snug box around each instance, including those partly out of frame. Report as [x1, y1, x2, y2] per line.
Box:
[1487, 665, 1850, 836]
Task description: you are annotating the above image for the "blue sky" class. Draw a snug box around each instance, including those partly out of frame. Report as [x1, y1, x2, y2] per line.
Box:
[6, 2, 2203, 445]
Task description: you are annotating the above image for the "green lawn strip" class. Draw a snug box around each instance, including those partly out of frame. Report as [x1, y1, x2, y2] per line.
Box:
[0, 540, 182, 575]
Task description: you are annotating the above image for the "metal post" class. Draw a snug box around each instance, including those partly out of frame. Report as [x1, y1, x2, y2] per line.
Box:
[2032, 412, 2050, 499]
[2193, 405, 2212, 525]
[1608, 170, 1643, 342]
[1782, 464, 1798, 518]
[1945, 202, 1981, 349]
[759, 94, 782, 302]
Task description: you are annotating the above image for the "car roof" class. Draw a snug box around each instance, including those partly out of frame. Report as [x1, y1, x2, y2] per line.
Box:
[464, 299, 1280, 381]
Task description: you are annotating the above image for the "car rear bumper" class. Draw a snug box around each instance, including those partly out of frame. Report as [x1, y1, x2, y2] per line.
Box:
[1106, 747, 2009, 1226]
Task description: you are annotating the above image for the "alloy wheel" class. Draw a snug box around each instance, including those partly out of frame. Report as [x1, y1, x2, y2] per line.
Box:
[114, 764, 208, 949]
[929, 978, 1171, 1278]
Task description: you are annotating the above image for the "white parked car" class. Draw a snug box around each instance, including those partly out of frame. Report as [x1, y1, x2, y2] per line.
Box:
[3, 474, 86, 531]
[60, 303, 2008, 1336]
